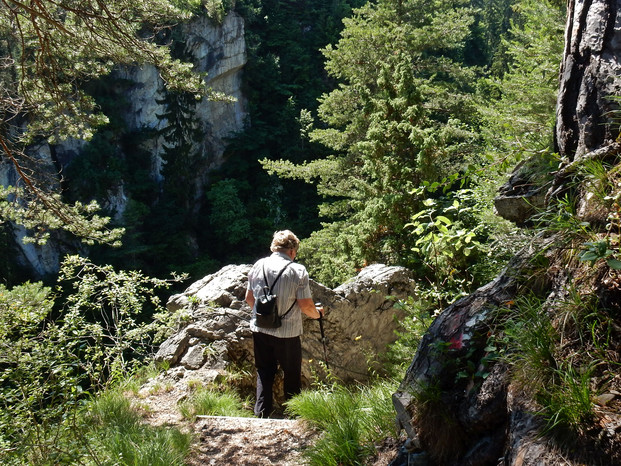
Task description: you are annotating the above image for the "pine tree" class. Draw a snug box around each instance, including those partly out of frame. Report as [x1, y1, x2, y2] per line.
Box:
[263, 0, 481, 285]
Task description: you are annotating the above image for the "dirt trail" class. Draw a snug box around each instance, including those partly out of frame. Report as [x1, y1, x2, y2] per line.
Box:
[133, 383, 318, 465]
[133, 381, 398, 465]
[187, 415, 318, 465]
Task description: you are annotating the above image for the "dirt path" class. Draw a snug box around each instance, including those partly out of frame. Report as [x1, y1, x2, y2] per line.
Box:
[132, 381, 319, 465]
[133, 379, 398, 465]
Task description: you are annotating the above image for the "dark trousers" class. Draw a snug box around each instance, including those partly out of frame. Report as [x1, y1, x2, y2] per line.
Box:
[252, 332, 302, 417]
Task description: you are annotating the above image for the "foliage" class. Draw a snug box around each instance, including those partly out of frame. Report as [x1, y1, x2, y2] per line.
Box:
[499, 288, 618, 436]
[0, 256, 182, 463]
[212, 0, 366, 257]
[286, 380, 398, 465]
[206, 179, 252, 247]
[477, 0, 565, 162]
[263, 0, 485, 285]
[1, 0, 204, 145]
[0, 0, 216, 255]
[383, 296, 437, 377]
[0, 185, 124, 246]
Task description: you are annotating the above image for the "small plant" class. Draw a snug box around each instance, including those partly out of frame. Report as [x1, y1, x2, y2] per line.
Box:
[578, 194, 621, 269]
[539, 362, 594, 434]
[500, 288, 609, 440]
[186, 379, 204, 391]
[578, 239, 620, 267]
[502, 294, 558, 388]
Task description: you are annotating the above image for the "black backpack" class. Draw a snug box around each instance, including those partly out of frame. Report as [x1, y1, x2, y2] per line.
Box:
[255, 261, 296, 329]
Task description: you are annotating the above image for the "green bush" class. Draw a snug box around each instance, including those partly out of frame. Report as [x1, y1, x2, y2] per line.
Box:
[0, 256, 183, 464]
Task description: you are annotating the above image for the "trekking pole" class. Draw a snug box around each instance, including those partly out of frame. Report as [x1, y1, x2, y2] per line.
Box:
[316, 303, 329, 369]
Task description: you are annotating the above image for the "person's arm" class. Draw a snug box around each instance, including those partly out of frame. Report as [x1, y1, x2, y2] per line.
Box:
[245, 288, 255, 309]
[298, 298, 324, 319]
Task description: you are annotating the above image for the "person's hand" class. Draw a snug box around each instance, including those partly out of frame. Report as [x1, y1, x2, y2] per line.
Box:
[315, 303, 324, 319]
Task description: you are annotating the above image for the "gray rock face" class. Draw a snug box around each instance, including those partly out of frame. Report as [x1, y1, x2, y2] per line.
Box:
[494, 160, 547, 225]
[155, 263, 413, 399]
[392, 245, 553, 465]
[94, 11, 247, 211]
[556, 0, 621, 161]
[1, 12, 247, 277]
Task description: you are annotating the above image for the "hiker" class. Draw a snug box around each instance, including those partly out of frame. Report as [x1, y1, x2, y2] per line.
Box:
[245, 230, 324, 418]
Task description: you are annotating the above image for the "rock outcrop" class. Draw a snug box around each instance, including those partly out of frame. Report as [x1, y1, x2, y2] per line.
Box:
[555, 0, 621, 162]
[153, 263, 413, 405]
[493, 160, 548, 226]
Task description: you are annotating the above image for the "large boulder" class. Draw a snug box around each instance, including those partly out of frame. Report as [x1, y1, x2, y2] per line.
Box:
[154, 263, 414, 399]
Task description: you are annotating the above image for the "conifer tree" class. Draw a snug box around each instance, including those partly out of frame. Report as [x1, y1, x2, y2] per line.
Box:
[263, 0, 480, 285]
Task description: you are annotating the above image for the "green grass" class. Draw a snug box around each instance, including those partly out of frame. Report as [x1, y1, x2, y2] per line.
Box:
[178, 387, 252, 420]
[85, 389, 193, 466]
[502, 293, 596, 435]
[541, 362, 594, 433]
[285, 380, 399, 466]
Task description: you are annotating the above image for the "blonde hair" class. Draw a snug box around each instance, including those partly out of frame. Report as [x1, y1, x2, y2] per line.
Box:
[270, 230, 300, 252]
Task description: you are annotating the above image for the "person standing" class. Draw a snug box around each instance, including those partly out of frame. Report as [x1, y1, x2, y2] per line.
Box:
[245, 230, 324, 418]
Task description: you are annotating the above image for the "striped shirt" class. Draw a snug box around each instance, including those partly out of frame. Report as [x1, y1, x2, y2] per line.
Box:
[248, 252, 312, 338]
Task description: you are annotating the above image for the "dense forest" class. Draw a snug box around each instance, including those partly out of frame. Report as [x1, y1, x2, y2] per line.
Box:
[6, 0, 621, 464]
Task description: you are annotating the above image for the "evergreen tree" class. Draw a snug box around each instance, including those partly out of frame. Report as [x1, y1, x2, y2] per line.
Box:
[0, 0, 205, 249]
[479, 0, 566, 159]
[263, 0, 481, 285]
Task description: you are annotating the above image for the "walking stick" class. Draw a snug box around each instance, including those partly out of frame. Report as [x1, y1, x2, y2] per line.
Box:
[316, 303, 329, 369]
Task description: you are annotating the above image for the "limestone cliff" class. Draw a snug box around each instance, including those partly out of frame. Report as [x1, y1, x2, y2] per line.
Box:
[1, 12, 247, 278]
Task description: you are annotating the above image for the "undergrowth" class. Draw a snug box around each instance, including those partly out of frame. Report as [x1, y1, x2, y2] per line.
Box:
[85, 389, 192, 466]
[501, 284, 618, 439]
[285, 379, 399, 466]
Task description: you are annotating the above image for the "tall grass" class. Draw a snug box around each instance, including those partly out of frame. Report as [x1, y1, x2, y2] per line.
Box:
[285, 380, 398, 465]
[502, 293, 596, 435]
[85, 390, 192, 466]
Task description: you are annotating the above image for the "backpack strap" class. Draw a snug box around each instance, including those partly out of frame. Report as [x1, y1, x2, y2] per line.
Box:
[261, 260, 295, 316]
[280, 300, 296, 319]
[262, 260, 292, 294]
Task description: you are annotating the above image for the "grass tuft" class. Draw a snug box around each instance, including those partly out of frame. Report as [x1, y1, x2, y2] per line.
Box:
[285, 380, 398, 465]
[85, 389, 192, 466]
[178, 387, 252, 419]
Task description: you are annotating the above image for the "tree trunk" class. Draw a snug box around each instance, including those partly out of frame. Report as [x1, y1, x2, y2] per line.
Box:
[556, 0, 621, 161]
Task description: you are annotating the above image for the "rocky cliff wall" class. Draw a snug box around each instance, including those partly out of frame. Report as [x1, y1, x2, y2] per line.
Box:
[1, 12, 247, 278]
